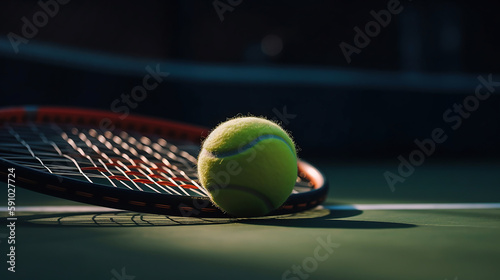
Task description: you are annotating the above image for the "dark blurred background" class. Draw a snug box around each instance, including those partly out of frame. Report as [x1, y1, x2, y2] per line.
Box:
[0, 0, 499, 158]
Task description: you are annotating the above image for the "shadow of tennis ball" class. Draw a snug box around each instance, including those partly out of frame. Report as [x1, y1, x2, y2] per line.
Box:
[240, 206, 416, 229]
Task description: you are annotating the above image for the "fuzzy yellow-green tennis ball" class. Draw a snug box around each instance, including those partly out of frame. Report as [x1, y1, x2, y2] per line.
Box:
[198, 116, 297, 217]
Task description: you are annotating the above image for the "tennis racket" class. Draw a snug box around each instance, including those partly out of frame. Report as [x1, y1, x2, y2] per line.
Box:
[0, 106, 328, 217]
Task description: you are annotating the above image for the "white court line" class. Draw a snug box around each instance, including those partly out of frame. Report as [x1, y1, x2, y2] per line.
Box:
[0, 203, 499, 213]
[325, 203, 500, 210]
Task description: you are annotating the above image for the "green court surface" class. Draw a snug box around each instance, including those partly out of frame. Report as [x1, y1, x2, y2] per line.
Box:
[1, 159, 499, 280]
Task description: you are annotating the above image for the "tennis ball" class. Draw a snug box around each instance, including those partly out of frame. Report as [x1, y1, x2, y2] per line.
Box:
[198, 116, 297, 217]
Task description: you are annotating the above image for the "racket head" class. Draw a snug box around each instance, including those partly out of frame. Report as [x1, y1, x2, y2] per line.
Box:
[0, 106, 328, 217]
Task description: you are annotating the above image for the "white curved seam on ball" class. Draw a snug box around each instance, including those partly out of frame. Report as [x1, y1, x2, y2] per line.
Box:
[204, 134, 295, 159]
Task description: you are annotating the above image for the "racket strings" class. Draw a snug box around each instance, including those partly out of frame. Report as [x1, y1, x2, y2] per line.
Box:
[68, 126, 206, 196]
[4, 124, 56, 175]
[0, 123, 207, 197]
